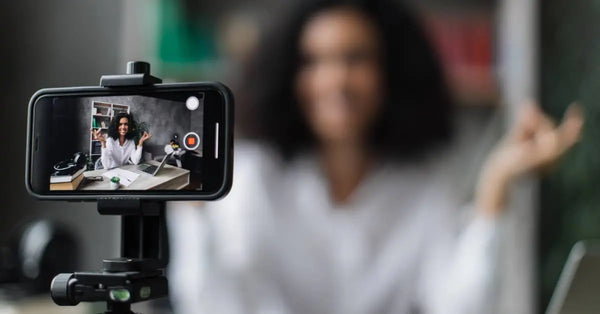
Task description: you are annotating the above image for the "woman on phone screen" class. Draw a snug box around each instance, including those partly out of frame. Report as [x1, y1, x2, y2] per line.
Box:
[91, 112, 151, 169]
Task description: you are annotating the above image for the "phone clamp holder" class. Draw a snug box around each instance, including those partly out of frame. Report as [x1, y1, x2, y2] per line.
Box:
[50, 62, 169, 314]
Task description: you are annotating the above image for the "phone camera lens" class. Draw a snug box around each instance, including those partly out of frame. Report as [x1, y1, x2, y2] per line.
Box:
[186, 96, 200, 111]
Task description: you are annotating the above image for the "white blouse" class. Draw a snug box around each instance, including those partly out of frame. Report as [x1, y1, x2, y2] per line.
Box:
[167, 142, 500, 314]
[100, 137, 142, 169]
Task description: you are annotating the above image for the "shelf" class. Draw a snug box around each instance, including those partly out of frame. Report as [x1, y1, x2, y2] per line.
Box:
[90, 101, 129, 159]
[93, 102, 112, 106]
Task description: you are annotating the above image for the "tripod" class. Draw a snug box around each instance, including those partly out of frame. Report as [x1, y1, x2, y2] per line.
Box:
[51, 200, 169, 314]
[50, 62, 169, 314]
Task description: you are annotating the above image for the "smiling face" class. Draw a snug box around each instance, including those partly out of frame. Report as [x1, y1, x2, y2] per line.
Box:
[295, 7, 384, 146]
[118, 117, 129, 137]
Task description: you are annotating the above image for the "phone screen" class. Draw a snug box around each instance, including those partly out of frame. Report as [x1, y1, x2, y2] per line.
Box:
[27, 84, 233, 200]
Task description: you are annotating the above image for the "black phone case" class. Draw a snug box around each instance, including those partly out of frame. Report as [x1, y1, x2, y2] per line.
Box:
[25, 82, 234, 201]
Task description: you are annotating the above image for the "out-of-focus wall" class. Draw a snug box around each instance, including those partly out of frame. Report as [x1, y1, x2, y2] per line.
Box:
[0, 0, 124, 270]
[497, 0, 538, 313]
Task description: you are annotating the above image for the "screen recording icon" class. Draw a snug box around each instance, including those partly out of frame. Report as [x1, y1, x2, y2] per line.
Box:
[183, 132, 200, 150]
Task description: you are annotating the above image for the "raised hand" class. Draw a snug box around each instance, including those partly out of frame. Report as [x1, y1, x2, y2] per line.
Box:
[138, 131, 152, 146]
[91, 128, 107, 148]
[477, 102, 584, 216]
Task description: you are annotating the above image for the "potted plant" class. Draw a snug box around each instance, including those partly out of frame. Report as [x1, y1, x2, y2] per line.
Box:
[87, 156, 95, 171]
[135, 121, 149, 146]
[110, 176, 120, 190]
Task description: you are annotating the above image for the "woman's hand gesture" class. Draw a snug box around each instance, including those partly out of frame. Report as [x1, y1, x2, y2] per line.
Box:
[138, 131, 152, 146]
[91, 128, 107, 148]
[477, 102, 584, 216]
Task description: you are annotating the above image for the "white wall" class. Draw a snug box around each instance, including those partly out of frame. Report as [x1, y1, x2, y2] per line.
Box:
[497, 0, 538, 313]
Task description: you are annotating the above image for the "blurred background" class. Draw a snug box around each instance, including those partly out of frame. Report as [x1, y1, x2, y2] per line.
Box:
[0, 0, 595, 313]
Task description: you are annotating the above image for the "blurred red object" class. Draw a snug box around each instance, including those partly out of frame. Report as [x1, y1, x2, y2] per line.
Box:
[423, 10, 498, 107]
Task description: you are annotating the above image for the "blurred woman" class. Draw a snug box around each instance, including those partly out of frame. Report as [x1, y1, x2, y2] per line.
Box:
[168, 0, 583, 313]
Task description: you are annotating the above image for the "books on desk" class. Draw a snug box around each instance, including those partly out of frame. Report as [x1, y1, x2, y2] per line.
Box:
[50, 172, 85, 190]
[50, 167, 86, 183]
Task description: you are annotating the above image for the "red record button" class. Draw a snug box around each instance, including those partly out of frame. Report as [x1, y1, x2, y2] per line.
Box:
[183, 132, 200, 150]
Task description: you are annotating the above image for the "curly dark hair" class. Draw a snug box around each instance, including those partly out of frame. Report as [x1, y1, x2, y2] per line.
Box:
[107, 112, 138, 141]
[243, 0, 453, 159]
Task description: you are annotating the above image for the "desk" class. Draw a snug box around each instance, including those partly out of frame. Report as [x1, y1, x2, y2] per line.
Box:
[80, 160, 190, 190]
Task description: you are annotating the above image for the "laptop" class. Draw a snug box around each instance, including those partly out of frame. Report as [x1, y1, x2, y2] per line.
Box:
[138, 152, 173, 176]
[546, 240, 600, 314]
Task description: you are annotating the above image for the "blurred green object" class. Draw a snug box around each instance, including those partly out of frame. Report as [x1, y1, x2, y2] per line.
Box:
[134, 121, 149, 145]
[109, 288, 131, 302]
[158, 0, 217, 76]
[540, 0, 600, 311]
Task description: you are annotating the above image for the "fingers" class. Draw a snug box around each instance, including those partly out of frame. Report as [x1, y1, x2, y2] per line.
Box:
[528, 102, 584, 167]
[139, 131, 152, 144]
[536, 109, 556, 133]
[91, 128, 105, 142]
[557, 102, 584, 150]
[488, 101, 584, 183]
[513, 101, 538, 140]
[513, 101, 556, 141]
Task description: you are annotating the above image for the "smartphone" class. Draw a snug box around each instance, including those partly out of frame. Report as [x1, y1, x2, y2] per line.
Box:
[26, 82, 233, 200]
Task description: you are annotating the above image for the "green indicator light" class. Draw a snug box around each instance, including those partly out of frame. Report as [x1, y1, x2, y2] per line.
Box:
[109, 289, 131, 302]
[140, 286, 151, 299]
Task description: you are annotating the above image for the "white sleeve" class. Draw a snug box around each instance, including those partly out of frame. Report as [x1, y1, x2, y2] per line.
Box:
[129, 143, 143, 165]
[101, 138, 116, 169]
[167, 200, 258, 314]
[419, 212, 501, 314]
[167, 143, 281, 314]
[166, 201, 213, 314]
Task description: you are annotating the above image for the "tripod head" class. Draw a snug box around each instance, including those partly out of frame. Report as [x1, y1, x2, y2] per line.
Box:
[51, 200, 169, 314]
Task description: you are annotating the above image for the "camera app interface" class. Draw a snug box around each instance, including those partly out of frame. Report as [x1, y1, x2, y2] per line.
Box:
[46, 92, 207, 191]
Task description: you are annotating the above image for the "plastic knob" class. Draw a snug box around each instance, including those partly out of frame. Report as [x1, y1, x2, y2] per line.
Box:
[126, 61, 151, 75]
[50, 273, 79, 306]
